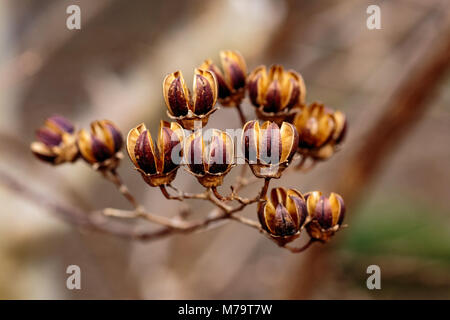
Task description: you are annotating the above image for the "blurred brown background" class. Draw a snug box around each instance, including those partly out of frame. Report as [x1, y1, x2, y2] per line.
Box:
[0, 0, 449, 299]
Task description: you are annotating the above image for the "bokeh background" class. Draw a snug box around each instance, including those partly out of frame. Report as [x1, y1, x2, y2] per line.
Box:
[0, 0, 449, 299]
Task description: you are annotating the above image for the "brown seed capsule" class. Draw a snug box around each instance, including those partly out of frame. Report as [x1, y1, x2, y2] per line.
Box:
[127, 121, 184, 187]
[199, 50, 247, 107]
[258, 188, 307, 243]
[77, 120, 123, 169]
[293, 102, 347, 161]
[242, 120, 298, 178]
[31, 115, 79, 165]
[184, 129, 234, 187]
[248, 65, 306, 125]
[163, 69, 218, 130]
[305, 191, 345, 242]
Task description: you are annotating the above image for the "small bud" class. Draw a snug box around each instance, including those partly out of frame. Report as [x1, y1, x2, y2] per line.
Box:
[78, 120, 123, 170]
[163, 69, 218, 130]
[31, 115, 79, 165]
[184, 129, 234, 187]
[242, 120, 298, 178]
[293, 102, 347, 161]
[248, 65, 305, 124]
[199, 50, 247, 106]
[305, 191, 345, 242]
[258, 188, 307, 243]
[127, 121, 184, 187]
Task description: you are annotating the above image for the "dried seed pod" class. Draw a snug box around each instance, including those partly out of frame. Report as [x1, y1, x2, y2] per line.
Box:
[184, 129, 234, 187]
[293, 102, 347, 161]
[127, 121, 184, 187]
[305, 191, 345, 242]
[78, 120, 123, 170]
[200, 50, 247, 107]
[242, 120, 298, 178]
[163, 69, 218, 130]
[258, 188, 307, 244]
[31, 115, 79, 165]
[248, 65, 306, 125]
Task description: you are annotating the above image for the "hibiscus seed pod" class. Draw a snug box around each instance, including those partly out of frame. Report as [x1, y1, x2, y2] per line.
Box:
[127, 121, 184, 187]
[258, 187, 307, 241]
[30, 115, 79, 165]
[242, 120, 298, 178]
[305, 191, 345, 242]
[78, 120, 123, 169]
[248, 64, 305, 124]
[200, 50, 247, 106]
[184, 129, 234, 188]
[163, 69, 218, 130]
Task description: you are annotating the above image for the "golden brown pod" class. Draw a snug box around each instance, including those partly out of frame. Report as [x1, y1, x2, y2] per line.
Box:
[163, 69, 218, 130]
[258, 187, 307, 244]
[31, 115, 79, 165]
[127, 121, 184, 187]
[242, 120, 298, 178]
[293, 102, 347, 161]
[304, 191, 345, 242]
[200, 50, 247, 107]
[184, 129, 234, 187]
[248, 65, 306, 125]
[77, 120, 123, 170]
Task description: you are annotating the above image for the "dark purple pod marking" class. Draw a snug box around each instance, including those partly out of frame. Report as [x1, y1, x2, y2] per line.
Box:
[208, 65, 231, 100]
[36, 128, 62, 147]
[335, 194, 346, 225]
[272, 204, 298, 236]
[243, 121, 258, 163]
[91, 135, 113, 163]
[260, 122, 281, 164]
[105, 123, 123, 152]
[134, 130, 157, 175]
[315, 196, 333, 229]
[226, 60, 246, 90]
[284, 79, 301, 110]
[290, 195, 308, 228]
[263, 80, 282, 113]
[48, 115, 75, 133]
[207, 135, 229, 174]
[187, 135, 205, 175]
[168, 77, 189, 117]
[193, 75, 214, 115]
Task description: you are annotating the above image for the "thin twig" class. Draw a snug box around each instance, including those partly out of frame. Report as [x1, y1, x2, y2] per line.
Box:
[284, 238, 316, 253]
[100, 168, 142, 210]
[160, 184, 208, 201]
[235, 103, 247, 126]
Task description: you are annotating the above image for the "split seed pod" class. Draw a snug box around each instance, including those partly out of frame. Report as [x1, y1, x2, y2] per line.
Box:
[258, 187, 307, 244]
[293, 102, 347, 161]
[163, 68, 218, 130]
[78, 120, 123, 170]
[184, 129, 234, 187]
[127, 121, 184, 187]
[305, 191, 345, 242]
[248, 65, 305, 125]
[242, 120, 298, 178]
[31, 115, 79, 165]
[200, 50, 247, 107]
